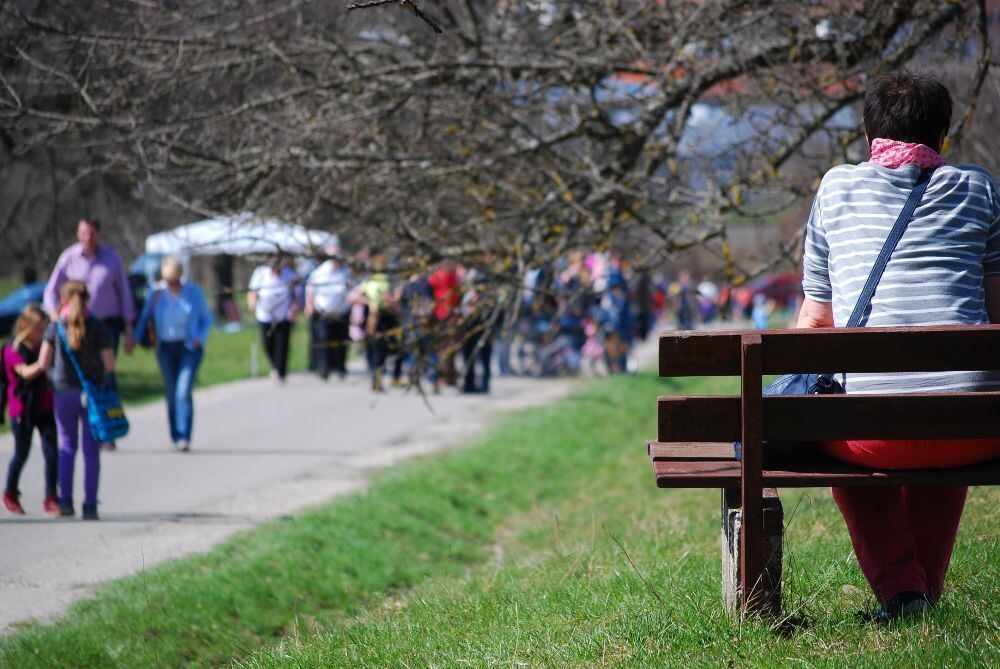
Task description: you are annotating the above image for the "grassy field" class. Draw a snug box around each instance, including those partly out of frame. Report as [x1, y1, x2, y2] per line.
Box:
[0, 279, 21, 298]
[1, 371, 997, 668]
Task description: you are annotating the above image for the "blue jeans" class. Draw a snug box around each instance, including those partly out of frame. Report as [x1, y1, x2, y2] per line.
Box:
[155, 342, 204, 443]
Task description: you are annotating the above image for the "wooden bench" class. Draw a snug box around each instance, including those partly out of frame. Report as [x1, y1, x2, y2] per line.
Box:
[647, 325, 1000, 616]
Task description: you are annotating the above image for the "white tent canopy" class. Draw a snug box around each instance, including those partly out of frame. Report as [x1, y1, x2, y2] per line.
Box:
[145, 212, 337, 260]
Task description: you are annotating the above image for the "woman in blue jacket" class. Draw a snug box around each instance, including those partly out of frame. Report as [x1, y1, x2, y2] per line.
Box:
[136, 256, 212, 452]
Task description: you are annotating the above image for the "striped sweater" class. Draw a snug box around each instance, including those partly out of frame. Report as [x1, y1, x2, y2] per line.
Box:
[802, 162, 1000, 394]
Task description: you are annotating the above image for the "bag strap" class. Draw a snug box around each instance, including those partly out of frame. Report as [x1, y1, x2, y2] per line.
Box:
[845, 168, 935, 328]
[55, 322, 96, 395]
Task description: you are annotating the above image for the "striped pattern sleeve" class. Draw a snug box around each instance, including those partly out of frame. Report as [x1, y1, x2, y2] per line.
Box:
[801, 187, 832, 302]
[984, 172, 1000, 276]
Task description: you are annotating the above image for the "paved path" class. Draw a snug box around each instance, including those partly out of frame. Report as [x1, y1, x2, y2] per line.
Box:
[0, 362, 591, 631]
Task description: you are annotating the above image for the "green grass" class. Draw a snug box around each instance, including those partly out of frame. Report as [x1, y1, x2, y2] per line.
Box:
[0, 279, 21, 298]
[1, 372, 998, 668]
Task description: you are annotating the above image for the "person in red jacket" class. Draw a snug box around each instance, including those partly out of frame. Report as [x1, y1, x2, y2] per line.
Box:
[427, 263, 462, 387]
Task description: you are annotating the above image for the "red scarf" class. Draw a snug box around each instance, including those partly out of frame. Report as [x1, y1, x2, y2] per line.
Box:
[869, 138, 944, 169]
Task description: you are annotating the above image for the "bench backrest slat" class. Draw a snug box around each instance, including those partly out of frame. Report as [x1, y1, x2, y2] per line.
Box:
[658, 393, 1000, 442]
[659, 326, 1000, 377]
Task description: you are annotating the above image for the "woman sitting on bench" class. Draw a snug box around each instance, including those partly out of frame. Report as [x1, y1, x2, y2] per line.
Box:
[796, 71, 1000, 621]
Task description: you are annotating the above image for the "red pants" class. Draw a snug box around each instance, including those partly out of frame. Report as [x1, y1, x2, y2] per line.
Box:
[824, 438, 1000, 603]
[830, 484, 966, 603]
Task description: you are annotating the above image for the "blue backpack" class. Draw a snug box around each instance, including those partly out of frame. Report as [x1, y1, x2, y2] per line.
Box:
[56, 323, 129, 443]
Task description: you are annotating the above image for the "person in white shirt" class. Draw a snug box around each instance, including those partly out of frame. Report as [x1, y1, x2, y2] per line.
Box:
[305, 244, 352, 379]
[247, 253, 298, 384]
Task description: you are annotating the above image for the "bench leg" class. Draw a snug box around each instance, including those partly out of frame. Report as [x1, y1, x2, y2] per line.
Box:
[721, 486, 783, 616]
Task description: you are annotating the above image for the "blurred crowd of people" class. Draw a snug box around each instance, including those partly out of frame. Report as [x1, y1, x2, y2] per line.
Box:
[262, 247, 674, 394]
[249, 245, 803, 393]
[3, 216, 800, 521]
[667, 271, 802, 332]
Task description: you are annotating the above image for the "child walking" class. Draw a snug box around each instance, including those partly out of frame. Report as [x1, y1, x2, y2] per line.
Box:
[26, 281, 114, 520]
[2, 304, 59, 516]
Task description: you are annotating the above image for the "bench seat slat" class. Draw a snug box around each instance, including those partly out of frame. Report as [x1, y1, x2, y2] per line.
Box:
[651, 458, 1000, 488]
[646, 441, 735, 459]
[659, 325, 1000, 377]
[658, 393, 1000, 442]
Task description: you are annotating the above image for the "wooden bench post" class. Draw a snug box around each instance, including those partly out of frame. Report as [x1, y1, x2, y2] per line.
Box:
[721, 487, 783, 615]
[739, 334, 766, 614]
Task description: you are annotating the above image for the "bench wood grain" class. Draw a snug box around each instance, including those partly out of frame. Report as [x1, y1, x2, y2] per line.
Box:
[658, 393, 1000, 442]
[652, 457, 1000, 488]
[660, 325, 1000, 377]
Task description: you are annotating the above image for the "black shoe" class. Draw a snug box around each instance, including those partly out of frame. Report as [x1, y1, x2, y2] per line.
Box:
[865, 591, 933, 624]
[82, 504, 99, 521]
[59, 500, 75, 517]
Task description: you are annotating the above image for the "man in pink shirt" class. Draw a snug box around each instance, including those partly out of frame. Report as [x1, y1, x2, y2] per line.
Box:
[44, 218, 135, 451]
[44, 218, 137, 356]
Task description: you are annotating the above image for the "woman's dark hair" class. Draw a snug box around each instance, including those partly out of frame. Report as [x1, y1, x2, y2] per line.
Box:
[863, 71, 952, 151]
